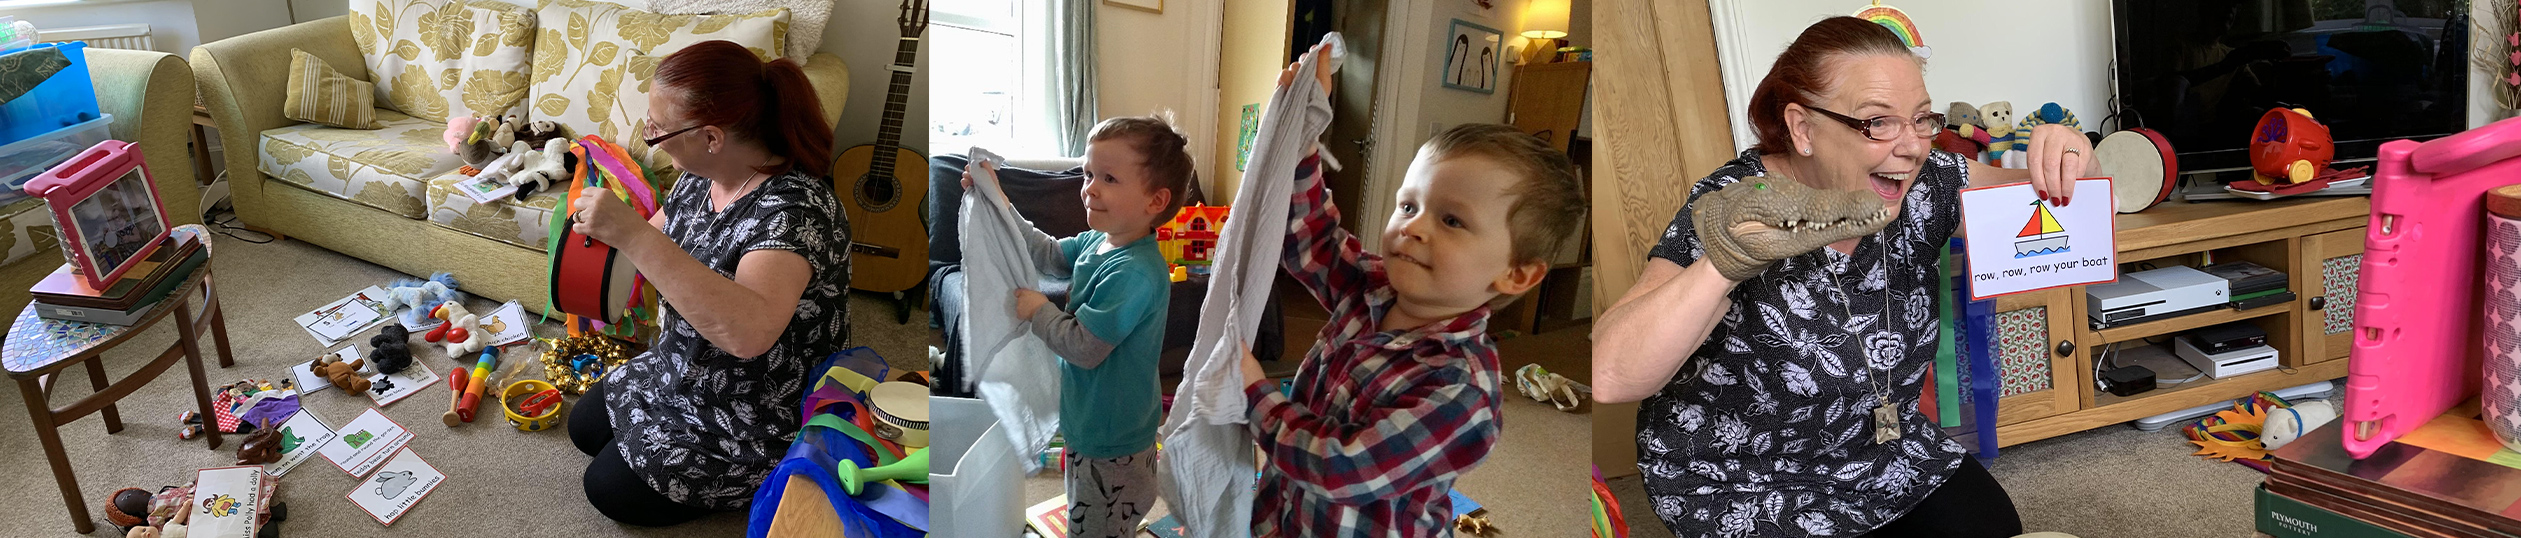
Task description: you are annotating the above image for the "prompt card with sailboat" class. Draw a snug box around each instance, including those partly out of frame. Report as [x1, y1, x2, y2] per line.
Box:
[1958, 178, 2117, 300]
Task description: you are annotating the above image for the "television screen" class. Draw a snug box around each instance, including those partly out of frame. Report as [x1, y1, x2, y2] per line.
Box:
[2113, 0, 2469, 174]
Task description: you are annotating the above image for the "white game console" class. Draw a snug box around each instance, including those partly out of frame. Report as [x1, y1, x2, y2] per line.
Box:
[2085, 266, 2230, 326]
[2173, 336, 2279, 379]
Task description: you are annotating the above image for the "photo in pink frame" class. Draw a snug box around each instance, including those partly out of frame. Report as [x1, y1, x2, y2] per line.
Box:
[22, 140, 169, 290]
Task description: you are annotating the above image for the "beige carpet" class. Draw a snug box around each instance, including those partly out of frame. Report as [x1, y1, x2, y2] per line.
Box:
[1607, 422, 2267, 538]
[0, 231, 932, 536]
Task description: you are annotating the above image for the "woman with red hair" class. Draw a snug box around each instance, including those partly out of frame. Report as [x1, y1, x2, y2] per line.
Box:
[562, 40, 849, 526]
[1593, 17, 2096, 537]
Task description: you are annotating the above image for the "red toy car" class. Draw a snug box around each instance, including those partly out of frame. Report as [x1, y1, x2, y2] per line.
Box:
[2249, 107, 2334, 185]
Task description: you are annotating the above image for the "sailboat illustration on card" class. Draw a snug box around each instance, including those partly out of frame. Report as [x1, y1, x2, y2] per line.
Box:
[2013, 200, 2070, 258]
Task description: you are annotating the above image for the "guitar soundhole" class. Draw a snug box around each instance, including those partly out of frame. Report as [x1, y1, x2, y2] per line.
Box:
[855, 173, 899, 212]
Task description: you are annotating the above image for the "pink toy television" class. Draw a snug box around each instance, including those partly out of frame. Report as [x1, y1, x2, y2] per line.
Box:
[22, 140, 169, 290]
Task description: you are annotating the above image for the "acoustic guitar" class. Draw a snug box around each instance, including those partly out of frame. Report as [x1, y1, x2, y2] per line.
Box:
[835, 0, 930, 295]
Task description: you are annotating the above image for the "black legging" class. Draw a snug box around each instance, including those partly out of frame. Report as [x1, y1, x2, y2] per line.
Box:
[570, 382, 713, 527]
[1858, 457, 2024, 537]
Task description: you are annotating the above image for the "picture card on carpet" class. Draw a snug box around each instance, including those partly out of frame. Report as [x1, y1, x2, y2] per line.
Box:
[319, 407, 412, 477]
[1958, 178, 2118, 300]
[266, 409, 337, 477]
[190, 466, 265, 538]
[345, 447, 444, 526]
[298, 286, 391, 346]
[363, 354, 438, 407]
[479, 300, 531, 346]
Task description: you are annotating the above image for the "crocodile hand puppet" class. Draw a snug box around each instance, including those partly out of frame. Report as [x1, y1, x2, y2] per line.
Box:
[1691, 175, 1896, 281]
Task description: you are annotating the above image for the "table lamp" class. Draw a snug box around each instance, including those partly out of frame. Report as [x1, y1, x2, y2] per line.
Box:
[1520, 0, 1570, 64]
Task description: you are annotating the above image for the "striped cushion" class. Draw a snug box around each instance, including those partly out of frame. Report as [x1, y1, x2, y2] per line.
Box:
[283, 49, 383, 129]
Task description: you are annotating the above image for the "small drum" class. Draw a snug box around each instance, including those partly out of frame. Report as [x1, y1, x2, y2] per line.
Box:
[868, 381, 931, 448]
[2095, 128, 2178, 214]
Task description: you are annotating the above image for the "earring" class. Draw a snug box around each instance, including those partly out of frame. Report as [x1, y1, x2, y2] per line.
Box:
[1800, 147, 1812, 156]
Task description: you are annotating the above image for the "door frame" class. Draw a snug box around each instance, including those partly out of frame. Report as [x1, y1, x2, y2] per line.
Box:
[1183, 0, 1225, 188]
[1355, 0, 1427, 252]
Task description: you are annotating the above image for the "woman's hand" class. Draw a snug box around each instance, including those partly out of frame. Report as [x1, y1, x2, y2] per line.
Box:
[571, 187, 643, 246]
[1276, 43, 1336, 94]
[2024, 123, 2095, 206]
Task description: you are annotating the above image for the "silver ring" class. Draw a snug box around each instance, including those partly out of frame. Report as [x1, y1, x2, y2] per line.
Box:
[2063, 147, 2082, 156]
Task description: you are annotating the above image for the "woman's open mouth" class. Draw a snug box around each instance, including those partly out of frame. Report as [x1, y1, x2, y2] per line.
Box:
[1869, 171, 1911, 201]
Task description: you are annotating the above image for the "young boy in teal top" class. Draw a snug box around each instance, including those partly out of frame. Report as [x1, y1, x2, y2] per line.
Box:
[989, 115, 1197, 538]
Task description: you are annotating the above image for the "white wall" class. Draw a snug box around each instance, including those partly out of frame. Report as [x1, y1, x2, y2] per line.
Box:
[2, 0, 204, 53]
[1356, 0, 1539, 250]
[822, 0, 928, 155]
[1096, 1, 1219, 186]
[1708, 0, 2114, 152]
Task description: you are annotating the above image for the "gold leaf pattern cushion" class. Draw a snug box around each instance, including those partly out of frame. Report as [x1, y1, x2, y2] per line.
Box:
[529, 0, 785, 169]
[258, 111, 463, 219]
[351, 0, 536, 123]
[283, 49, 384, 129]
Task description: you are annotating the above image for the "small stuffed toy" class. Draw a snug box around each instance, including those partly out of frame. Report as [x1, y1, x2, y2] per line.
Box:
[515, 120, 572, 149]
[313, 354, 371, 393]
[381, 272, 461, 328]
[471, 146, 530, 185]
[235, 418, 283, 465]
[370, 324, 413, 376]
[428, 302, 488, 357]
[2016, 102, 2082, 135]
[1980, 101, 2020, 166]
[511, 137, 575, 200]
[2261, 399, 2340, 451]
[104, 487, 152, 531]
[491, 115, 519, 149]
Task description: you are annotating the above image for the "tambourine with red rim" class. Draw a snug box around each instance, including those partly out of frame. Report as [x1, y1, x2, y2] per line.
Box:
[547, 135, 655, 325]
[2095, 128, 2178, 214]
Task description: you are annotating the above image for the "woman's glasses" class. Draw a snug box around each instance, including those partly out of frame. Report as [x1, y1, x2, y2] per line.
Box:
[1805, 106, 1946, 141]
[644, 122, 702, 147]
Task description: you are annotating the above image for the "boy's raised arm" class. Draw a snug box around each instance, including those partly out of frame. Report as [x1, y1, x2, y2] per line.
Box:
[1282, 152, 1375, 312]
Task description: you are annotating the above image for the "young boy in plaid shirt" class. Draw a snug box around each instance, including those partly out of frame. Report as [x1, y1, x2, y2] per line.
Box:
[1237, 51, 1589, 537]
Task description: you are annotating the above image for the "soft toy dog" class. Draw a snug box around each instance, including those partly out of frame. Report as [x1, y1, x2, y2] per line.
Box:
[235, 418, 283, 465]
[511, 137, 575, 200]
[313, 354, 370, 394]
[381, 272, 461, 328]
[427, 302, 487, 357]
[515, 120, 572, 149]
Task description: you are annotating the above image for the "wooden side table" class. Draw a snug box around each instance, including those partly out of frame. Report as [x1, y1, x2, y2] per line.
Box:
[4, 224, 232, 534]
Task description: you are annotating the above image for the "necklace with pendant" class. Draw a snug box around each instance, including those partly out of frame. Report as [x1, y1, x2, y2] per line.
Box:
[1828, 239, 1902, 445]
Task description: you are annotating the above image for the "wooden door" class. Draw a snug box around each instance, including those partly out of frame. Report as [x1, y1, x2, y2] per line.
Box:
[1991, 288, 2083, 426]
[1317, 0, 1383, 236]
[1591, 0, 1735, 480]
[1507, 61, 1591, 153]
[2299, 228, 2365, 365]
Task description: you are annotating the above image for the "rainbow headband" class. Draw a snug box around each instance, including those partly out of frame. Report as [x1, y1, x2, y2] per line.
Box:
[1854, 3, 1931, 59]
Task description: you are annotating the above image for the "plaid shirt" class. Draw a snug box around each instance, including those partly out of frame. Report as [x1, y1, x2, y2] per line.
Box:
[1245, 153, 1503, 537]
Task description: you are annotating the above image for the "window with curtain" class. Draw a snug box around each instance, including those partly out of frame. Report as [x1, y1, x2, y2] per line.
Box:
[930, 0, 1025, 156]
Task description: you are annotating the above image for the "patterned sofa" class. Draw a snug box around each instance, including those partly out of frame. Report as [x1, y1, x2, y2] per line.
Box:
[192, 0, 844, 315]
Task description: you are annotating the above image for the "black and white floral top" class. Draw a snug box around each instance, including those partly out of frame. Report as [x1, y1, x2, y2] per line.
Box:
[1637, 149, 1972, 537]
[604, 170, 852, 510]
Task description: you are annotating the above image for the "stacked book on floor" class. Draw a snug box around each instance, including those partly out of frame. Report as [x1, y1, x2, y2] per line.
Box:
[27, 235, 205, 325]
[2259, 401, 2521, 538]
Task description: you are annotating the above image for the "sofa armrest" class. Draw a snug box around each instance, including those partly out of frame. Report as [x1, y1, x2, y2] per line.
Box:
[802, 52, 848, 134]
[86, 48, 201, 226]
[191, 16, 359, 215]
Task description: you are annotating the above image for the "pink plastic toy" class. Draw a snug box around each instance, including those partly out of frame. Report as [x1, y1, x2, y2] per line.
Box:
[23, 139, 169, 289]
[2345, 116, 2521, 458]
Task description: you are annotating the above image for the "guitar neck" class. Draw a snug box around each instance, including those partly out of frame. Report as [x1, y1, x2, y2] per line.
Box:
[871, 35, 919, 177]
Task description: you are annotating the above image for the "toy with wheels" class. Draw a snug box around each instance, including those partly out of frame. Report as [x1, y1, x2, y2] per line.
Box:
[2249, 108, 2333, 185]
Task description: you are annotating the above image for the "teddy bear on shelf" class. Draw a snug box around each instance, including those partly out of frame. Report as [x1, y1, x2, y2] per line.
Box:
[1937, 102, 1990, 160]
[426, 301, 487, 357]
[313, 353, 370, 393]
[1979, 101, 2020, 167]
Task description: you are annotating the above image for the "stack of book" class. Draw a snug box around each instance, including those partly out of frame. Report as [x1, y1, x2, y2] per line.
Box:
[27, 235, 205, 325]
[2259, 401, 2521, 538]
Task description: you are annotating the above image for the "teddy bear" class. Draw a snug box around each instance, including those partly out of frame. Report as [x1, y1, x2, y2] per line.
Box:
[313, 354, 370, 394]
[1979, 101, 2019, 166]
[427, 302, 488, 357]
[381, 272, 461, 329]
[511, 137, 576, 200]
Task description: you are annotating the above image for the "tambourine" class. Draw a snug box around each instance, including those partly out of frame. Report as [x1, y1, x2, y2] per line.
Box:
[868, 381, 930, 448]
[2095, 128, 2178, 214]
[502, 379, 564, 432]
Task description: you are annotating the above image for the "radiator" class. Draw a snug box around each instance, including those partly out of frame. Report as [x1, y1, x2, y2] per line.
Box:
[37, 23, 151, 52]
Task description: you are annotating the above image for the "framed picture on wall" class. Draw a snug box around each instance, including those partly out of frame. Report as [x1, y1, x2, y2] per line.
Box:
[1442, 19, 1502, 94]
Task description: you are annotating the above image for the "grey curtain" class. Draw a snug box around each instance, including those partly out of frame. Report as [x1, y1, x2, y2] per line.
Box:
[1044, 0, 1097, 157]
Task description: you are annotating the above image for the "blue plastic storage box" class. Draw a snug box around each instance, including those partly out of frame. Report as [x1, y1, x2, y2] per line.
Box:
[0, 42, 99, 148]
